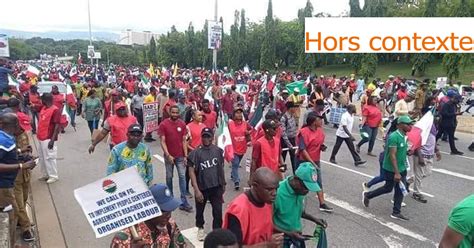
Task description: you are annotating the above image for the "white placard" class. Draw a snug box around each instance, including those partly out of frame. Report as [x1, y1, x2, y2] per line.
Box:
[305, 18, 474, 53]
[0, 34, 10, 57]
[87, 45, 95, 58]
[74, 167, 161, 238]
[208, 21, 223, 50]
[436, 77, 448, 89]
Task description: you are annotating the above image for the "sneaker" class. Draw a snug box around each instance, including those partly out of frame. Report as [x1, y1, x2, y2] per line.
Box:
[46, 177, 59, 184]
[197, 228, 206, 241]
[38, 176, 49, 181]
[451, 151, 464, 156]
[355, 160, 367, 166]
[362, 182, 369, 192]
[22, 230, 35, 242]
[319, 203, 333, 213]
[329, 158, 337, 164]
[179, 205, 193, 213]
[234, 182, 240, 191]
[412, 193, 428, 203]
[391, 200, 407, 207]
[362, 192, 370, 207]
[390, 213, 410, 221]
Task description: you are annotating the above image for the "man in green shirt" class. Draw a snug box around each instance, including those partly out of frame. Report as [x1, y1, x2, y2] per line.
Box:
[362, 115, 414, 221]
[439, 194, 474, 248]
[273, 162, 327, 247]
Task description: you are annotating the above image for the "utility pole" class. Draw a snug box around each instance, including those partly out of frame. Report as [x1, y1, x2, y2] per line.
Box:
[212, 0, 218, 71]
[88, 0, 93, 64]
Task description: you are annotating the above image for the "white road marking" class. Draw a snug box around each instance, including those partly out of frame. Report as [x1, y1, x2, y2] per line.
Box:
[320, 160, 434, 198]
[432, 168, 474, 181]
[380, 234, 403, 248]
[439, 151, 474, 161]
[180, 227, 203, 248]
[325, 195, 438, 247]
[153, 154, 165, 163]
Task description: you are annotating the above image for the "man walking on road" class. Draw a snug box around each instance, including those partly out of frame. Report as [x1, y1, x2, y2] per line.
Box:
[37, 93, 61, 184]
[106, 124, 153, 186]
[329, 104, 366, 166]
[281, 101, 299, 174]
[158, 105, 193, 212]
[228, 106, 252, 190]
[188, 128, 226, 241]
[362, 115, 414, 221]
[436, 91, 464, 155]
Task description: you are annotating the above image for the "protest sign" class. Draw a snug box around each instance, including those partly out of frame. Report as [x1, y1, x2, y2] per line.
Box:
[0, 34, 10, 57]
[143, 102, 159, 133]
[74, 167, 161, 238]
[436, 77, 447, 89]
[208, 21, 223, 50]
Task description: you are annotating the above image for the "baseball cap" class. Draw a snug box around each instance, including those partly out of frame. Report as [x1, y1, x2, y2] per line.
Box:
[294, 88, 300, 93]
[114, 102, 127, 112]
[150, 184, 181, 212]
[398, 115, 415, 125]
[295, 162, 321, 192]
[201, 127, 214, 137]
[281, 89, 289, 94]
[127, 124, 143, 133]
[446, 90, 458, 98]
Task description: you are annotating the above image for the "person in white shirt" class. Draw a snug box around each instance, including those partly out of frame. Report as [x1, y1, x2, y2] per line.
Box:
[329, 104, 367, 166]
[394, 92, 415, 118]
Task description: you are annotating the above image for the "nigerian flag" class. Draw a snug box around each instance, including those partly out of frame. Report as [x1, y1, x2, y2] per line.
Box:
[217, 113, 234, 162]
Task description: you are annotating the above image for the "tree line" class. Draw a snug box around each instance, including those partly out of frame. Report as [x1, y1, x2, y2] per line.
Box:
[8, 0, 474, 81]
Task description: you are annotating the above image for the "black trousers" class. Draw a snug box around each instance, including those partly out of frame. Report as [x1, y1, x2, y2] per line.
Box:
[195, 186, 223, 229]
[133, 108, 144, 128]
[436, 125, 459, 153]
[282, 137, 297, 174]
[330, 136, 362, 162]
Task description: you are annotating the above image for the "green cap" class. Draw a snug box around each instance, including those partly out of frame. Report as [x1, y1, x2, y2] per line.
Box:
[398, 115, 415, 125]
[295, 162, 321, 192]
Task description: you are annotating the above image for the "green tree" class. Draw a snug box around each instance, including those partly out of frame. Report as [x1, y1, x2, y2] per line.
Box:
[260, 0, 277, 70]
[423, 0, 438, 17]
[349, 0, 364, 17]
[185, 22, 197, 67]
[238, 9, 248, 68]
[149, 37, 157, 65]
[363, 0, 387, 17]
[359, 54, 378, 81]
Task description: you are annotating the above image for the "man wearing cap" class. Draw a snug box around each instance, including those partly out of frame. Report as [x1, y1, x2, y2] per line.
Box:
[110, 184, 186, 247]
[158, 105, 193, 212]
[188, 127, 226, 241]
[228, 106, 252, 190]
[251, 120, 286, 181]
[89, 102, 137, 152]
[281, 101, 299, 174]
[436, 91, 464, 155]
[273, 162, 327, 247]
[107, 124, 153, 185]
[276, 89, 289, 114]
[363, 115, 415, 221]
[288, 88, 303, 121]
[37, 93, 62, 184]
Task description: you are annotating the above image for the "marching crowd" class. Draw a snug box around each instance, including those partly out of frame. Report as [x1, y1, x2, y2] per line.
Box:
[0, 58, 473, 248]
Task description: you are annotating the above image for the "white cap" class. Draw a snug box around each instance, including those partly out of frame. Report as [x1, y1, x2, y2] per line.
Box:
[294, 88, 300, 93]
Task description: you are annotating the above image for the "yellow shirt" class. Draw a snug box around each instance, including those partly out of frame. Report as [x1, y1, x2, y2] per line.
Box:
[144, 94, 155, 103]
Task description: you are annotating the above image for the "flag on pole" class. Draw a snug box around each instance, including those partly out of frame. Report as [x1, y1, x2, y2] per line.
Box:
[204, 86, 214, 104]
[217, 113, 234, 162]
[406, 111, 434, 152]
[147, 63, 155, 77]
[286, 80, 307, 94]
[8, 75, 19, 90]
[266, 75, 276, 92]
[173, 63, 178, 77]
[26, 64, 41, 78]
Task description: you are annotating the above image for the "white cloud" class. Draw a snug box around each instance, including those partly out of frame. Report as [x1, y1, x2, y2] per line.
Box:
[1, 0, 352, 34]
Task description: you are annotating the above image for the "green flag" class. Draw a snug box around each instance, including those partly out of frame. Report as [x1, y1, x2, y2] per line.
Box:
[286, 80, 307, 94]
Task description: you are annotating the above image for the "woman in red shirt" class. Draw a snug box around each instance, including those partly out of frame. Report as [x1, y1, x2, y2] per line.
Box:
[357, 96, 382, 157]
[228, 107, 252, 190]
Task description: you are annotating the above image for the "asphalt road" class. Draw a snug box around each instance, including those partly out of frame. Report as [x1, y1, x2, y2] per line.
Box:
[29, 115, 474, 248]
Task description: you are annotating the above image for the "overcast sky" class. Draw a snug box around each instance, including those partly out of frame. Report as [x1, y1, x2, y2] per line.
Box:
[1, 0, 360, 34]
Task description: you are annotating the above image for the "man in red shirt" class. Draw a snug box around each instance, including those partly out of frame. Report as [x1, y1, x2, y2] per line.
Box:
[223, 167, 283, 247]
[89, 102, 137, 152]
[124, 76, 136, 95]
[297, 113, 333, 212]
[228, 106, 252, 190]
[28, 86, 42, 134]
[103, 89, 123, 122]
[275, 90, 289, 114]
[158, 105, 193, 212]
[37, 93, 62, 184]
[51, 85, 64, 110]
[163, 91, 177, 120]
[201, 99, 217, 130]
[251, 120, 285, 182]
[221, 88, 234, 119]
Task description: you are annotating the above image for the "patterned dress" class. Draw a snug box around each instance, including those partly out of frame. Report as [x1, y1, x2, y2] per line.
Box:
[110, 220, 186, 248]
[107, 142, 153, 185]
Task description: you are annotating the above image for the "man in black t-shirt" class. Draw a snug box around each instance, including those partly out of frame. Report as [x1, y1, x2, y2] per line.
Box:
[188, 127, 225, 242]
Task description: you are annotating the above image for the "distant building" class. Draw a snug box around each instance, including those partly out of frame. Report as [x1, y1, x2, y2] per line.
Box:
[117, 30, 160, 46]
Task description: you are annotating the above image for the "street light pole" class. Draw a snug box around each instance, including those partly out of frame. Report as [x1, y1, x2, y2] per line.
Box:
[212, 0, 218, 71]
[88, 0, 93, 64]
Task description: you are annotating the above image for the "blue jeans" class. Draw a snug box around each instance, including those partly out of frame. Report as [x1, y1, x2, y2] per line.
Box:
[366, 170, 407, 215]
[357, 126, 378, 153]
[165, 157, 190, 207]
[283, 234, 306, 248]
[67, 107, 76, 127]
[367, 152, 385, 188]
[231, 154, 243, 184]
